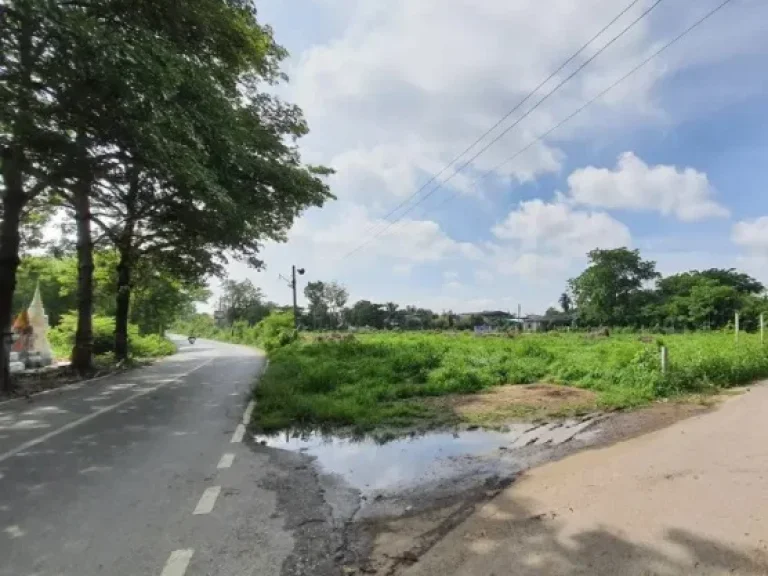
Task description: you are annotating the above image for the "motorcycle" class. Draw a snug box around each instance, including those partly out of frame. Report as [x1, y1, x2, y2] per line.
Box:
[188, 336, 197, 345]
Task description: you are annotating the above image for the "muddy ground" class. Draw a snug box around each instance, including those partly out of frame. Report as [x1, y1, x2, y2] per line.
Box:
[252, 394, 722, 576]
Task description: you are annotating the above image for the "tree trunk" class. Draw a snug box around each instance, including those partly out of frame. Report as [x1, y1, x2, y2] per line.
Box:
[0, 7, 34, 392]
[113, 172, 138, 362]
[71, 169, 94, 375]
[114, 246, 133, 362]
[0, 153, 25, 393]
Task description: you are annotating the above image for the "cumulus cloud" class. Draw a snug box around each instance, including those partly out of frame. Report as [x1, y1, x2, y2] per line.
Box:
[287, 0, 669, 205]
[301, 205, 482, 264]
[732, 217, 768, 253]
[492, 199, 631, 255]
[566, 152, 728, 221]
[486, 199, 631, 280]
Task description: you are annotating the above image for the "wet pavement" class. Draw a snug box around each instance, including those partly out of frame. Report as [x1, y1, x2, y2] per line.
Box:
[254, 417, 600, 498]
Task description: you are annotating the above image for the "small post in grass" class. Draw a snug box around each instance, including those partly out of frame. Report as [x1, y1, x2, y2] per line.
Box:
[762, 313, 765, 346]
[660, 346, 668, 375]
[735, 312, 740, 343]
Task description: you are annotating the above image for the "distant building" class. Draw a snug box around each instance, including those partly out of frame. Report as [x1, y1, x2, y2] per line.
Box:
[458, 310, 515, 326]
[522, 315, 547, 332]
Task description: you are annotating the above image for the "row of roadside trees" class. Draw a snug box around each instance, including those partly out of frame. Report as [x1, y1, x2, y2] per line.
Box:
[0, 0, 333, 392]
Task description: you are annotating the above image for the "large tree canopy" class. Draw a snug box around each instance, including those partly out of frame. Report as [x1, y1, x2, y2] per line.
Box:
[1, 0, 333, 388]
[566, 249, 766, 329]
[569, 248, 659, 326]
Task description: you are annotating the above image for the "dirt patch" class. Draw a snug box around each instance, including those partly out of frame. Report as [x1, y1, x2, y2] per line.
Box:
[590, 396, 724, 448]
[350, 397, 726, 575]
[427, 383, 598, 424]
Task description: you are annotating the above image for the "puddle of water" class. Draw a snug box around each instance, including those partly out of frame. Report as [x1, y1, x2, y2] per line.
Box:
[255, 419, 597, 493]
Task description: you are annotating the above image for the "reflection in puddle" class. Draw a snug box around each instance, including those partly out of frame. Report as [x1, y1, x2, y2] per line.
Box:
[255, 419, 597, 493]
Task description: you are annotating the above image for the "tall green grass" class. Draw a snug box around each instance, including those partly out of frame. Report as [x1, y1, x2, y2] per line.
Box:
[252, 331, 768, 433]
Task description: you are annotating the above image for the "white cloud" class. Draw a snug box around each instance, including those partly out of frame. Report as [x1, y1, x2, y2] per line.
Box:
[307, 205, 481, 264]
[207, 204, 481, 309]
[492, 199, 631, 256]
[566, 152, 728, 221]
[288, 0, 670, 205]
[485, 199, 631, 284]
[732, 217, 768, 254]
[731, 217, 768, 286]
[474, 269, 494, 285]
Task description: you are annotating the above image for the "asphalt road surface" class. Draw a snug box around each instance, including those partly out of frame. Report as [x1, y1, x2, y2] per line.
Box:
[0, 337, 318, 576]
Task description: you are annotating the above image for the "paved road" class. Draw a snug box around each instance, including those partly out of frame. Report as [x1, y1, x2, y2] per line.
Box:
[0, 338, 305, 576]
[404, 387, 768, 576]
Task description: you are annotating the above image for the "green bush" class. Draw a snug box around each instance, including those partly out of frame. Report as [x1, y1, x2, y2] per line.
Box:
[174, 310, 298, 352]
[49, 313, 175, 359]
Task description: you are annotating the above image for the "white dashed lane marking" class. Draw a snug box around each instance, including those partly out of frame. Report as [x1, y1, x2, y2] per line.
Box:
[217, 453, 234, 469]
[193, 486, 221, 515]
[160, 549, 194, 576]
[242, 400, 256, 425]
[230, 424, 245, 444]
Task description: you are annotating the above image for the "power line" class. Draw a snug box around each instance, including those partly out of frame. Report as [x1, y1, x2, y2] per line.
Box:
[352, 0, 647, 242]
[422, 0, 737, 220]
[341, 0, 666, 261]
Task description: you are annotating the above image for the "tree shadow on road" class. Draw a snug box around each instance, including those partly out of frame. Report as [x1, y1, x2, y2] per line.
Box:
[396, 494, 768, 576]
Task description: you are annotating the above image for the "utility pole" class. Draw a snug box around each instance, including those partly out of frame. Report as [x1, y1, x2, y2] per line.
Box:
[291, 265, 299, 330]
[281, 266, 305, 330]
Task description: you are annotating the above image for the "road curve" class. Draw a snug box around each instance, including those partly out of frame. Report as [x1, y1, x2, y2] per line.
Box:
[0, 338, 299, 576]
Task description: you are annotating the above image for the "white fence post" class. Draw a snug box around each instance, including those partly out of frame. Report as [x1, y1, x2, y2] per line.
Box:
[762, 313, 765, 346]
[660, 346, 668, 375]
[735, 312, 740, 342]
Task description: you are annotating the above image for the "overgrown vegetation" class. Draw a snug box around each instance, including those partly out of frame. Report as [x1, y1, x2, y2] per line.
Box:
[49, 314, 175, 361]
[174, 311, 298, 352]
[251, 331, 768, 434]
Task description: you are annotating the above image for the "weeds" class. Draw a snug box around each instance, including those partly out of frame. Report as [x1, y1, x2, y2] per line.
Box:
[251, 331, 768, 433]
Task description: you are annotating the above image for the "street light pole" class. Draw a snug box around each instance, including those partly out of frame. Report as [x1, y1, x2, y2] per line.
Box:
[291, 265, 298, 330]
[284, 265, 305, 330]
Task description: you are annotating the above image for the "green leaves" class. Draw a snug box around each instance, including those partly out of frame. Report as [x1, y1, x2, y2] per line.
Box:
[570, 248, 659, 326]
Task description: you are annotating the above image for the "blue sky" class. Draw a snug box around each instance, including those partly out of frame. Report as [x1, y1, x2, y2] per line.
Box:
[213, 0, 768, 314]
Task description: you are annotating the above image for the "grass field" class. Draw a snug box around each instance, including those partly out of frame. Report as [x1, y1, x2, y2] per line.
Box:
[253, 331, 768, 434]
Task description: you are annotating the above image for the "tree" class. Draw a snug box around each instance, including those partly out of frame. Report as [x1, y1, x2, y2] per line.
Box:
[698, 269, 763, 295]
[650, 269, 763, 330]
[687, 279, 740, 329]
[569, 248, 658, 327]
[0, 0, 73, 390]
[219, 280, 272, 327]
[323, 282, 348, 327]
[385, 302, 399, 327]
[43, 0, 331, 365]
[346, 300, 386, 329]
[304, 281, 327, 329]
[559, 292, 572, 313]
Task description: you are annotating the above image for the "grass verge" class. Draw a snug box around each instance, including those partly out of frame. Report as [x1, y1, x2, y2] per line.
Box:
[252, 331, 768, 434]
